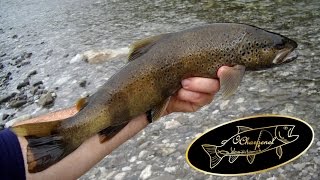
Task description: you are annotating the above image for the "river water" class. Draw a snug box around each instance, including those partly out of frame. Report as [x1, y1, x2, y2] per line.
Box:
[0, 0, 319, 179]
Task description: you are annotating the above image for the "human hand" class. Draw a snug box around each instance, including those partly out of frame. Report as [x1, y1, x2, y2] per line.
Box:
[164, 76, 220, 115]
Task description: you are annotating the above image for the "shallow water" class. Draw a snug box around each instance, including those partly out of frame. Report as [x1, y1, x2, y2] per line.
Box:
[1, 0, 319, 179]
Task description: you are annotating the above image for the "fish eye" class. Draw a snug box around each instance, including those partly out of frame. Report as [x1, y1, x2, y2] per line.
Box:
[283, 126, 288, 130]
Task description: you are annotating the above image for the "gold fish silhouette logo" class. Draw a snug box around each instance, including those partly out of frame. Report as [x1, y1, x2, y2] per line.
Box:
[186, 115, 314, 176]
[202, 125, 299, 169]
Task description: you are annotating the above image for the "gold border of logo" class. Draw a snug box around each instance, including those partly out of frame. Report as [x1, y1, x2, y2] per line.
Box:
[185, 114, 315, 176]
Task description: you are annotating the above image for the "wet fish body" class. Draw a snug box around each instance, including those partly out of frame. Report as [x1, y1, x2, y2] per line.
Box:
[202, 125, 299, 169]
[11, 23, 298, 172]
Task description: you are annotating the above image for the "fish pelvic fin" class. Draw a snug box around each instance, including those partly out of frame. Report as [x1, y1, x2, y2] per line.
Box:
[26, 133, 74, 173]
[128, 34, 167, 61]
[148, 97, 171, 122]
[219, 65, 246, 99]
[247, 155, 256, 164]
[98, 122, 129, 143]
[202, 144, 223, 169]
[228, 155, 239, 163]
[276, 146, 283, 159]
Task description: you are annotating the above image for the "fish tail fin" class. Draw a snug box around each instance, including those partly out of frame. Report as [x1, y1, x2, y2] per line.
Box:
[202, 144, 223, 169]
[11, 121, 75, 173]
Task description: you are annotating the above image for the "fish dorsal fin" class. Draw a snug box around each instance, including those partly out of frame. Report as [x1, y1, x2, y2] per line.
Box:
[237, 126, 253, 133]
[247, 155, 256, 164]
[219, 65, 246, 99]
[128, 34, 165, 61]
[76, 97, 88, 111]
[148, 97, 171, 122]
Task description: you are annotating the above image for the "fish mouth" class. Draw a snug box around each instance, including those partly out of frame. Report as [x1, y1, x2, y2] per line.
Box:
[272, 48, 298, 65]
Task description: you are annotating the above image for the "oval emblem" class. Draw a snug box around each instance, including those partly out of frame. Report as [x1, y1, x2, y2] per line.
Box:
[186, 115, 314, 176]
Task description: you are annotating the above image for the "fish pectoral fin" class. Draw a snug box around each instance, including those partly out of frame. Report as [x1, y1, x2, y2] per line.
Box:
[148, 97, 171, 122]
[237, 126, 253, 133]
[76, 97, 89, 111]
[228, 155, 239, 163]
[219, 65, 246, 99]
[276, 146, 283, 159]
[98, 122, 129, 143]
[247, 155, 256, 164]
[128, 34, 167, 61]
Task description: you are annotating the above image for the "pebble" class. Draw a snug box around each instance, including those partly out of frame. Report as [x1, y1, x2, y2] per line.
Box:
[316, 141, 320, 146]
[79, 80, 87, 88]
[37, 92, 55, 107]
[292, 163, 306, 171]
[164, 119, 182, 129]
[114, 172, 126, 180]
[121, 166, 131, 171]
[9, 99, 27, 108]
[17, 80, 30, 89]
[164, 166, 177, 173]
[149, 174, 176, 180]
[70, 54, 85, 64]
[33, 81, 43, 87]
[27, 70, 37, 77]
[139, 165, 152, 180]
[0, 92, 17, 104]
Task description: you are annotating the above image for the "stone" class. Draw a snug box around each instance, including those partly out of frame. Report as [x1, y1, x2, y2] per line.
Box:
[0, 53, 6, 57]
[149, 174, 176, 180]
[0, 92, 17, 104]
[79, 80, 87, 88]
[33, 81, 43, 87]
[9, 99, 27, 108]
[292, 163, 306, 171]
[12, 34, 18, 39]
[164, 119, 181, 129]
[27, 70, 37, 77]
[139, 165, 152, 180]
[70, 54, 85, 64]
[17, 80, 30, 89]
[114, 172, 126, 180]
[37, 92, 55, 107]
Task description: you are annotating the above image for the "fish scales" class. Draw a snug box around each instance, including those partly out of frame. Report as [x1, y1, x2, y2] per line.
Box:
[11, 23, 298, 173]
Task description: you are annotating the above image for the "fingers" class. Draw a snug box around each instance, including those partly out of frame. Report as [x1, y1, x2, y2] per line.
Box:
[176, 89, 214, 107]
[182, 77, 220, 94]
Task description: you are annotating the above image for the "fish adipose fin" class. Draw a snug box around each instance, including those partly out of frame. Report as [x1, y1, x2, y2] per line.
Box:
[219, 65, 245, 99]
[202, 144, 223, 169]
[128, 34, 166, 61]
[98, 122, 129, 143]
[76, 97, 88, 111]
[247, 155, 256, 164]
[11, 121, 74, 173]
[228, 155, 239, 163]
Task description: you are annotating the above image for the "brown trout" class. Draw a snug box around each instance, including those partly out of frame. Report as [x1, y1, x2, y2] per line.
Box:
[11, 23, 297, 173]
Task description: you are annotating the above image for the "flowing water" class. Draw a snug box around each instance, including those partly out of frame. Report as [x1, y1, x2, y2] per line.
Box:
[0, 0, 319, 179]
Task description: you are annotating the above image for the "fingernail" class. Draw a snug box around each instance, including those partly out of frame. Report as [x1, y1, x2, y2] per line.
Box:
[182, 79, 190, 89]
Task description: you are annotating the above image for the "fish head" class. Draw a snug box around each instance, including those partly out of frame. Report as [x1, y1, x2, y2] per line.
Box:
[238, 26, 298, 70]
[275, 125, 299, 143]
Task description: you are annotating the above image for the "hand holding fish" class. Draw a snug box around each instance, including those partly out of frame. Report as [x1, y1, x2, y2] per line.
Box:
[165, 76, 220, 115]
